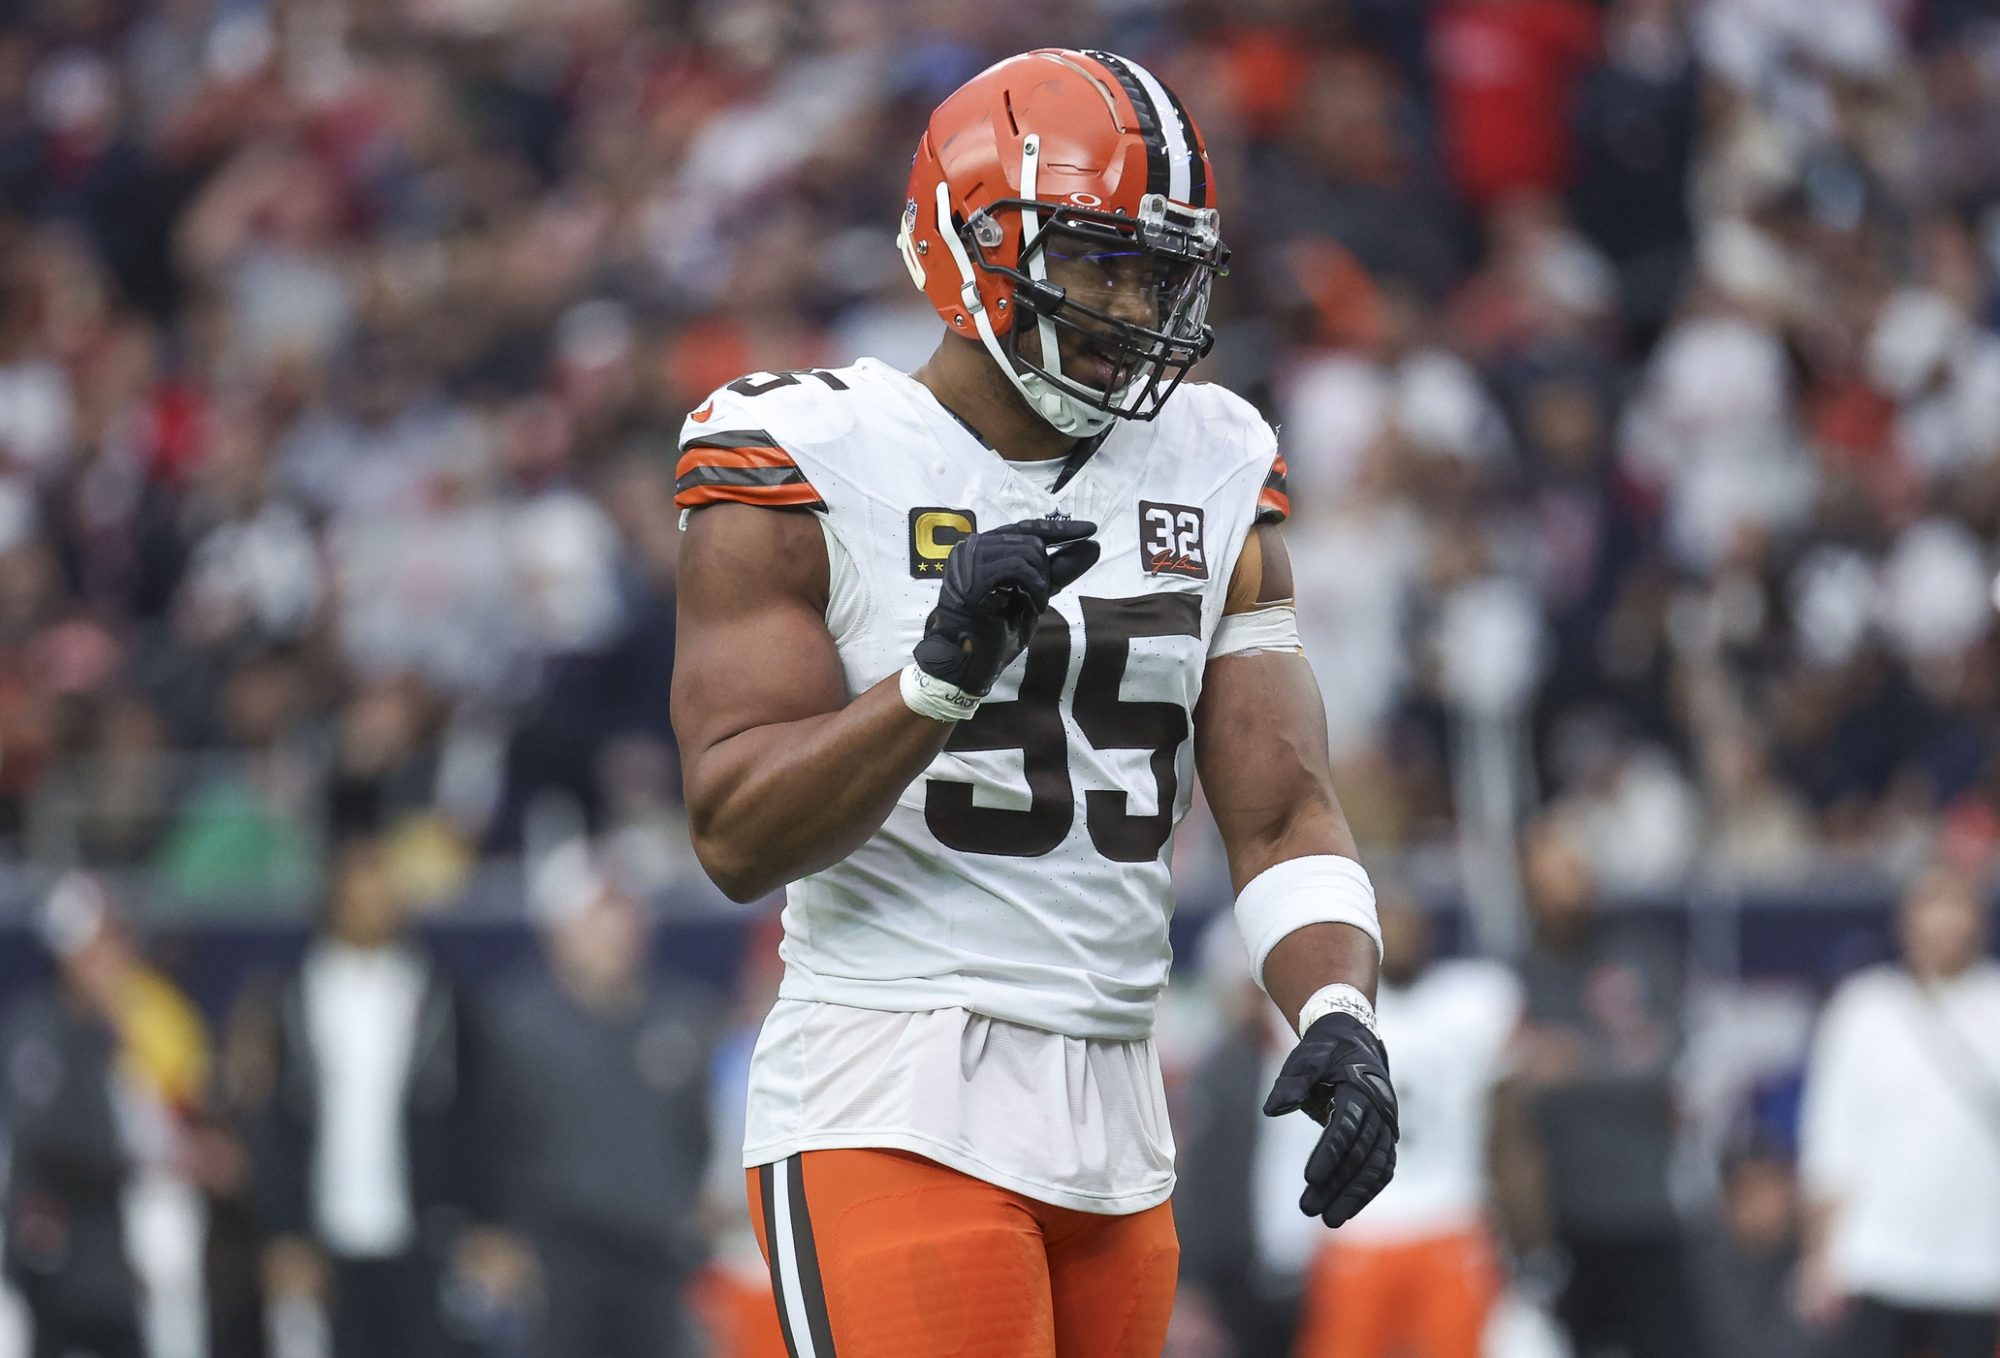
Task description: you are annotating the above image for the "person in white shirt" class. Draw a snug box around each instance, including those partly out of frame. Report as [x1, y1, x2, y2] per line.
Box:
[1798, 866, 2000, 1358]
[1294, 900, 1523, 1358]
[256, 838, 499, 1358]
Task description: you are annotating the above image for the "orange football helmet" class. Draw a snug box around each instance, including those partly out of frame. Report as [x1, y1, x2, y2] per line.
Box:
[898, 49, 1228, 437]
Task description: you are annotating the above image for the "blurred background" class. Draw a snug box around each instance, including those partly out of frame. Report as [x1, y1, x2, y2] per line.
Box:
[0, 0, 1998, 1355]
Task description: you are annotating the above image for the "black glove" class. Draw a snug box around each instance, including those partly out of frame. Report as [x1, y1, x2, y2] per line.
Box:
[1263, 1011, 1399, 1227]
[913, 517, 1099, 696]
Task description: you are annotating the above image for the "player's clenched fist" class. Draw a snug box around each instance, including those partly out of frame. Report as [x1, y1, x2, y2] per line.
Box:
[911, 518, 1099, 702]
[1264, 1009, 1399, 1228]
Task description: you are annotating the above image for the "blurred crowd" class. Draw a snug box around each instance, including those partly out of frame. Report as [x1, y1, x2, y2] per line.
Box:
[2, 0, 2000, 1355]
[1172, 825, 2000, 1358]
[3, 821, 1997, 1358]
[3, 0, 2000, 911]
[1, 842, 742, 1358]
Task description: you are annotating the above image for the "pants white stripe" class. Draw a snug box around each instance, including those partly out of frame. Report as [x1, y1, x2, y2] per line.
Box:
[1121, 57, 1192, 204]
[770, 1159, 819, 1358]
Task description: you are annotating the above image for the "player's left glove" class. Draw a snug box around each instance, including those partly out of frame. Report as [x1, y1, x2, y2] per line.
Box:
[1263, 1011, 1398, 1228]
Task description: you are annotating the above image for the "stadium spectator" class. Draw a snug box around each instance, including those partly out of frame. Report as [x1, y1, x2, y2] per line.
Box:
[253, 836, 496, 1358]
[0, 873, 209, 1358]
[686, 913, 790, 1358]
[1294, 899, 1521, 1358]
[1690, 1142, 1816, 1358]
[1797, 867, 2000, 1358]
[204, 974, 285, 1358]
[0, 0, 1982, 902]
[1498, 817, 1696, 1358]
[1173, 917, 1324, 1357]
[1566, 0, 1698, 338]
[1428, 0, 1600, 213]
[0, 0, 1999, 1350]
[486, 842, 715, 1358]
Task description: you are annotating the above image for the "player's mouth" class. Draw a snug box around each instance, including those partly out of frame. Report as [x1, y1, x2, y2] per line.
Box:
[1072, 353, 1120, 392]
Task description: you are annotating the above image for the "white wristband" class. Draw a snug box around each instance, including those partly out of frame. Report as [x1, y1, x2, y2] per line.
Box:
[900, 662, 981, 723]
[1233, 854, 1383, 990]
[1297, 982, 1379, 1040]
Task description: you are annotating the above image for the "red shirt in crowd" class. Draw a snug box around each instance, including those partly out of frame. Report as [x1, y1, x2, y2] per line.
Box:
[1430, 0, 1600, 212]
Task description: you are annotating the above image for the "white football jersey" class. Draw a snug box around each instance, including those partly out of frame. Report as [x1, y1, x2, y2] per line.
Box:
[677, 357, 1287, 1041]
[1343, 959, 1523, 1240]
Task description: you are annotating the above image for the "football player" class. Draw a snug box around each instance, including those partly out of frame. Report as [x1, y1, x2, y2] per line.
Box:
[671, 48, 1397, 1357]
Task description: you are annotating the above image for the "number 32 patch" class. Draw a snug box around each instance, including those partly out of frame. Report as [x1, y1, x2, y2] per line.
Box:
[1139, 502, 1207, 580]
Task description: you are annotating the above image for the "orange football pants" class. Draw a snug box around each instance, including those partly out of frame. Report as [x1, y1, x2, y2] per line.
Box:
[1293, 1227, 1498, 1358]
[689, 1264, 792, 1358]
[745, 1148, 1178, 1358]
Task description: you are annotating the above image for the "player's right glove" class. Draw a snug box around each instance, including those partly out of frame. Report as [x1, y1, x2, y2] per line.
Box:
[1264, 1010, 1399, 1228]
[912, 517, 1099, 700]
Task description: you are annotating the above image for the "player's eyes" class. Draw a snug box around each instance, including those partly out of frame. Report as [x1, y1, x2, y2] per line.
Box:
[1046, 245, 1170, 317]
[1097, 262, 1160, 296]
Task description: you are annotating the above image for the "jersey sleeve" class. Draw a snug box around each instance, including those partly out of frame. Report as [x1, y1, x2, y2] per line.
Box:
[674, 386, 826, 515]
[675, 430, 826, 513]
[1256, 447, 1290, 524]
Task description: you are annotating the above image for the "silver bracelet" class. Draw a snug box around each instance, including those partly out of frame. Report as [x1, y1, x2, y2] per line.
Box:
[1297, 982, 1379, 1040]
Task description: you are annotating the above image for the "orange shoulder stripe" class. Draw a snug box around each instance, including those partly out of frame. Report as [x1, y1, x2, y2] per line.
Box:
[675, 481, 826, 511]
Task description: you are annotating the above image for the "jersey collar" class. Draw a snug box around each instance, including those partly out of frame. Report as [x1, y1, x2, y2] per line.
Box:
[897, 364, 1113, 493]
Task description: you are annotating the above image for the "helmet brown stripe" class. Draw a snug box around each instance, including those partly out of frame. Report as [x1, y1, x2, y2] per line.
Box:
[1078, 49, 1171, 200]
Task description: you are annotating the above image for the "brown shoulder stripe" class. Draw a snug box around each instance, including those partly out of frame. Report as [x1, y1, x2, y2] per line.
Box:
[681, 427, 781, 453]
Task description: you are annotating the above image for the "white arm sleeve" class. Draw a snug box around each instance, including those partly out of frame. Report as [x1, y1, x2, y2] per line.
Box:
[1208, 603, 1302, 659]
[1234, 854, 1383, 990]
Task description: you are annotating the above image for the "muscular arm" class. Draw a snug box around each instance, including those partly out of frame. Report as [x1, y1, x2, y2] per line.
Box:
[670, 505, 953, 901]
[1194, 525, 1380, 1025]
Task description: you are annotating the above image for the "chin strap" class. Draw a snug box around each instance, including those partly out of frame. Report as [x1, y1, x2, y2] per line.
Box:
[1014, 136, 1082, 426]
[930, 141, 1117, 439]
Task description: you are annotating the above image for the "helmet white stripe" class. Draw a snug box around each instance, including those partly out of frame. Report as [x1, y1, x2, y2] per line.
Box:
[1119, 56, 1192, 204]
[1015, 135, 1071, 402]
